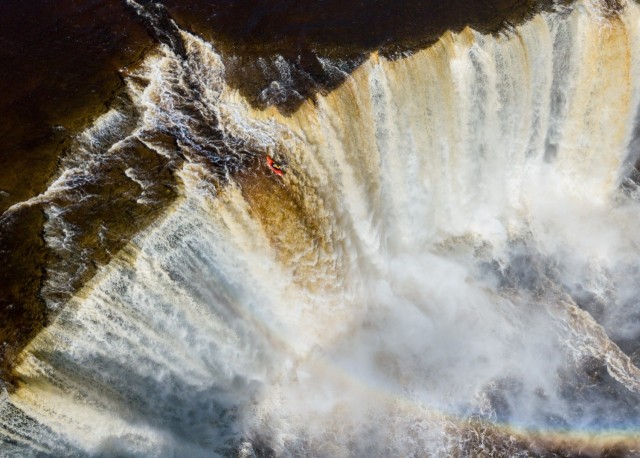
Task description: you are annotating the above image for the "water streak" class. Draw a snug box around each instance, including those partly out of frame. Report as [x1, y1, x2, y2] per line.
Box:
[3, 0, 640, 455]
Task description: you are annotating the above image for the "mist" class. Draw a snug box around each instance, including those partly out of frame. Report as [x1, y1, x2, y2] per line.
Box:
[2, 0, 640, 455]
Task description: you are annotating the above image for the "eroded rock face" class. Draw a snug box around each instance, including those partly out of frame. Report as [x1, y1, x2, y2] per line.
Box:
[162, 0, 570, 113]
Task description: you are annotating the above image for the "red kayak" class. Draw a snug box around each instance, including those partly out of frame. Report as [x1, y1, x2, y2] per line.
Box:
[266, 155, 286, 177]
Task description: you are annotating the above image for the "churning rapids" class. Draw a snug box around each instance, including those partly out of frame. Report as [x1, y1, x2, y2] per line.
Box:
[3, 0, 640, 455]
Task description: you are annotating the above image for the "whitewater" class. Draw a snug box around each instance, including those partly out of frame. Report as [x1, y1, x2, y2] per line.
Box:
[2, 0, 640, 455]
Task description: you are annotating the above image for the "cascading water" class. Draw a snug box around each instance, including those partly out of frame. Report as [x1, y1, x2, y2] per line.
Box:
[2, 0, 640, 455]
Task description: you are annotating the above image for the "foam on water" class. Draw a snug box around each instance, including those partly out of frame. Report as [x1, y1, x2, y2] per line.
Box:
[3, 0, 640, 455]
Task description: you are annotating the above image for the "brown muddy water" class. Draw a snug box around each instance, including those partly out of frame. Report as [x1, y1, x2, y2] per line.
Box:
[0, 0, 558, 388]
[3, 1, 640, 456]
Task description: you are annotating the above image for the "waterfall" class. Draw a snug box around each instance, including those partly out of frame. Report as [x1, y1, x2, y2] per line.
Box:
[3, 0, 640, 455]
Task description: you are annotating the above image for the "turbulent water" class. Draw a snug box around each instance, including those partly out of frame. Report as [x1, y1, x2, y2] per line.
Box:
[3, 0, 640, 455]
